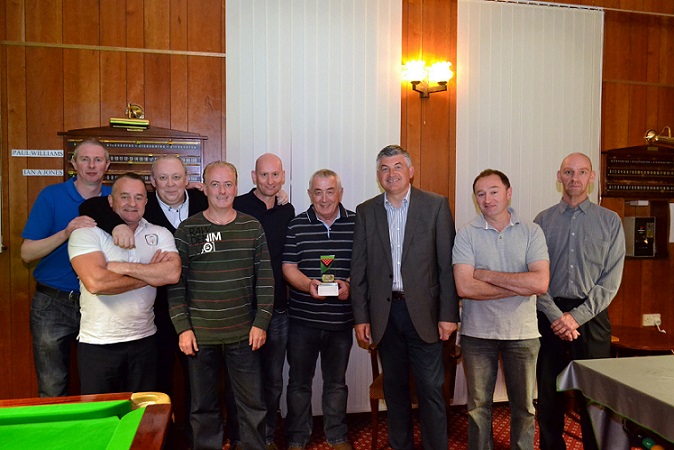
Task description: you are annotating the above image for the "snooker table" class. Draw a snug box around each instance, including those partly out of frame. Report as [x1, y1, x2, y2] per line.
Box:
[0, 392, 172, 450]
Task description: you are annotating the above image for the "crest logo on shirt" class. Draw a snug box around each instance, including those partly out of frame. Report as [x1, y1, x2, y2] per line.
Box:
[145, 234, 158, 246]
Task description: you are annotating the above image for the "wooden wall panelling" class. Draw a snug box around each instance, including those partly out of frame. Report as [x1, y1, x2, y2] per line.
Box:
[220, 0, 226, 160]
[603, 11, 630, 81]
[145, 0, 171, 50]
[447, 0, 457, 211]
[64, 0, 100, 45]
[145, 54, 172, 128]
[25, 0, 61, 43]
[627, 14, 649, 82]
[5, 41, 34, 398]
[658, 17, 674, 84]
[646, 16, 662, 83]
[0, 0, 9, 399]
[169, 0, 189, 132]
[187, 0, 225, 163]
[1, 0, 227, 399]
[656, 86, 674, 130]
[100, 1, 128, 123]
[169, 56, 189, 131]
[612, 258, 642, 326]
[63, 1, 101, 130]
[627, 84, 647, 144]
[187, 56, 224, 165]
[644, 85, 660, 130]
[101, 51, 129, 122]
[126, 2, 146, 112]
[419, 0, 454, 204]
[64, 49, 102, 130]
[599, 9, 674, 329]
[601, 83, 630, 150]
[401, 0, 456, 205]
[144, 0, 171, 128]
[401, 0, 423, 171]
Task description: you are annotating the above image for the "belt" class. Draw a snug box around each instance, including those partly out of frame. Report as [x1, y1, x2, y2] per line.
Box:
[392, 291, 405, 301]
[553, 297, 585, 312]
[36, 283, 80, 303]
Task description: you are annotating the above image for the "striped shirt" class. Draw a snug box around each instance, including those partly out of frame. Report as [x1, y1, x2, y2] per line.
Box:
[169, 211, 274, 345]
[283, 204, 355, 330]
[384, 188, 411, 292]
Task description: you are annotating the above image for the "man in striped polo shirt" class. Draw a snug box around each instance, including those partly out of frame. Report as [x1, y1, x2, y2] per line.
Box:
[169, 161, 274, 450]
[282, 169, 356, 450]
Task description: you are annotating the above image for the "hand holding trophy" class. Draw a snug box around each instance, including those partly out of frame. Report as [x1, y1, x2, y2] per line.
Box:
[317, 254, 339, 297]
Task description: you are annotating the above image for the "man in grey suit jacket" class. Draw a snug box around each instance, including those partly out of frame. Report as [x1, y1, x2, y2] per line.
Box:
[351, 145, 460, 450]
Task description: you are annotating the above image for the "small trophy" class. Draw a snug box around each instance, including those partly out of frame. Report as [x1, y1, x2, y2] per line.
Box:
[317, 254, 339, 297]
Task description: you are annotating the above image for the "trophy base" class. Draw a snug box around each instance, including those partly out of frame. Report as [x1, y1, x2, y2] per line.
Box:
[317, 282, 339, 297]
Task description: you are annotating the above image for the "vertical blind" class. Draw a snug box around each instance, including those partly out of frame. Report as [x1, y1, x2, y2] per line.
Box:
[453, 0, 604, 405]
[455, 0, 604, 229]
[226, 0, 401, 215]
[226, 0, 402, 414]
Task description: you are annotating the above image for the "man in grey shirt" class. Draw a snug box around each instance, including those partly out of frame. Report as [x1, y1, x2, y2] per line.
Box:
[453, 169, 549, 450]
[534, 152, 625, 450]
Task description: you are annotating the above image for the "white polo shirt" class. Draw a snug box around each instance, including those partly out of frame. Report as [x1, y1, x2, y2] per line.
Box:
[68, 219, 177, 344]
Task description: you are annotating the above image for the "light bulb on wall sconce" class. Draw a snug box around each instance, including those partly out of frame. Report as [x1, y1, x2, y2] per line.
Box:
[402, 60, 454, 98]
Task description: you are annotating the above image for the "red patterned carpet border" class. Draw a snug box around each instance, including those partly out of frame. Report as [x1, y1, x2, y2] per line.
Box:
[216, 404, 588, 450]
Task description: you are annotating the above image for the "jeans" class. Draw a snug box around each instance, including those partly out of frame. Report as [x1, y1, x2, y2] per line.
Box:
[260, 310, 289, 443]
[30, 290, 80, 397]
[286, 323, 352, 448]
[378, 299, 447, 450]
[188, 342, 266, 450]
[226, 310, 289, 445]
[462, 335, 540, 450]
[78, 334, 158, 395]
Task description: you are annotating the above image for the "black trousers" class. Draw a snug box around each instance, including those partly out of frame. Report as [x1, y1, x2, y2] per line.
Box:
[536, 298, 611, 450]
[78, 334, 158, 395]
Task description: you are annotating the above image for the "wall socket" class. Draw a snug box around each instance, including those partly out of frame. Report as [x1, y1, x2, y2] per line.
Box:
[642, 313, 661, 326]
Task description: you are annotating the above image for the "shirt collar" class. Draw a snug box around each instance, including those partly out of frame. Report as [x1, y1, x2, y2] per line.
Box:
[471, 207, 519, 230]
[306, 203, 351, 224]
[384, 186, 411, 208]
[249, 187, 280, 208]
[556, 197, 592, 214]
[157, 189, 189, 212]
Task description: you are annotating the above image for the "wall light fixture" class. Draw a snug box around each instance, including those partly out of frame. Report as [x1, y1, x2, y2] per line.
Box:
[402, 60, 454, 98]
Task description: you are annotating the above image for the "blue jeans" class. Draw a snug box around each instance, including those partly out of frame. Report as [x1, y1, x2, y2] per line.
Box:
[378, 299, 447, 450]
[461, 335, 540, 450]
[286, 323, 352, 448]
[226, 310, 289, 445]
[188, 342, 266, 450]
[30, 290, 80, 397]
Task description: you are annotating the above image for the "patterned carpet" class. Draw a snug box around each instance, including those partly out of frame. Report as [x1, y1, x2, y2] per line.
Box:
[215, 404, 586, 450]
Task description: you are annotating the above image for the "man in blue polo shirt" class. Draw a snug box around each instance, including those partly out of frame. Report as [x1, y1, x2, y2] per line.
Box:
[21, 139, 111, 397]
[282, 169, 355, 450]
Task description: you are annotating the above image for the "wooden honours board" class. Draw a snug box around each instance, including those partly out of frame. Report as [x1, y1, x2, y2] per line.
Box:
[59, 126, 207, 186]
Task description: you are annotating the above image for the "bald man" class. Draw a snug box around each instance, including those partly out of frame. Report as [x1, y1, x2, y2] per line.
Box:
[534, 153, 625, 450]
[232, 153, 295, 450]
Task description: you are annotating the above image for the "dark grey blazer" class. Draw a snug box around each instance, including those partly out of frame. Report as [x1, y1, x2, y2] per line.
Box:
[350, 186, 459, 344]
